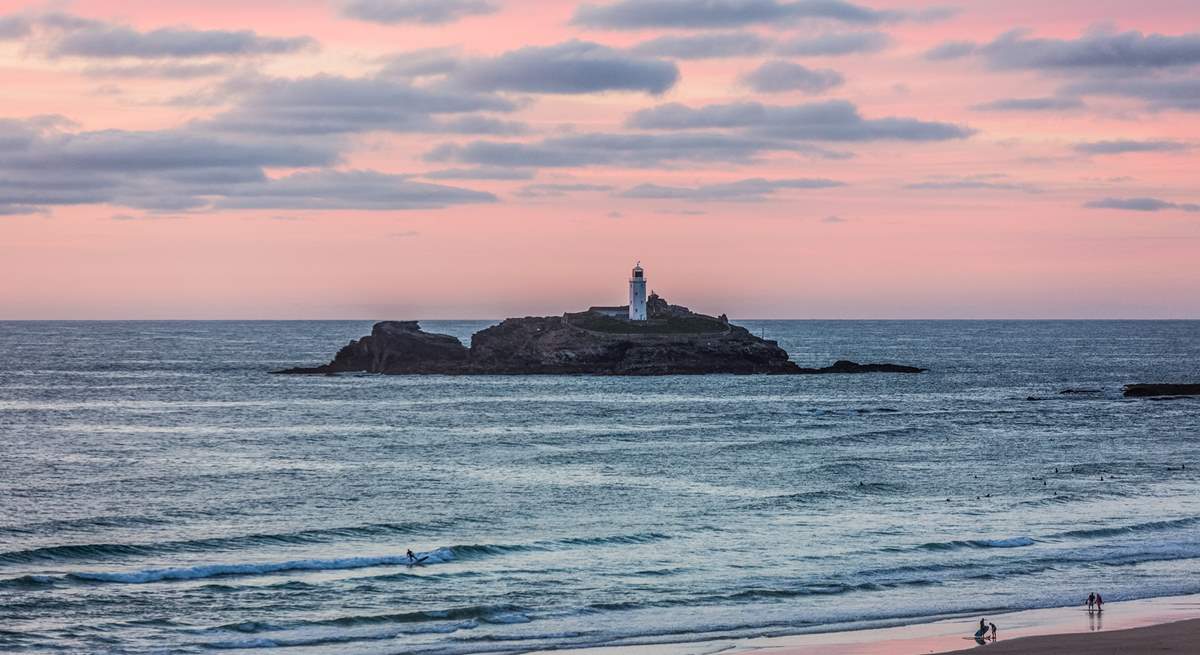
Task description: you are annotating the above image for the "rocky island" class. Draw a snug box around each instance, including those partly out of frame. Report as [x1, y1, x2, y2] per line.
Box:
[1123, 384, 1200, 398]
[277, 293, 925, 376]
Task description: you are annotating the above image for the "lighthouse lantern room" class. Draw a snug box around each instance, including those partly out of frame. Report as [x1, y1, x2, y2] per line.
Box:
[629, 262, 647, 321]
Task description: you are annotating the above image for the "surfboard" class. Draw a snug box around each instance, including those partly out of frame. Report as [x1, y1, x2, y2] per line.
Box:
[407, 555, 429, 566]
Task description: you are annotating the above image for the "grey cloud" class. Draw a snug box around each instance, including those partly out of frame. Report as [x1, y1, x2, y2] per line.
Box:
[205, 74, 516, 135]
[740, 60, 843, 93]
[905, 177, 1041, 193]
[422, 167, 536, 180]
[629, 32, 773, 59]
[971, 96, 1083, 111]
[1, 204, 43, 215]
[822, 214, 846, 223]
[0, 15, 31, 39]
[49, 23, 315, 59]
[6, 126, 338, 173]
[515, 183, 615, 197]
[451, 40, 678, 94]
[1062, 76, 1200, 111]
[436, 115, 528, 135]
[619, 177, 844, 201]
[572, 0, 903, 29]
[83, 62, 230, 78]
[978, 29, 1200, 71]
[1074, 139, 1190, 155]
[1084, 197, 1200, 212]
[776, 31, 890, 56]
[0, 116, 491, 214]
[378, 48, 462, 77]
[341, 0, 497, 24]
[627, 100, 974, 141]
[425, 132, 799, 168]
[924, 40, 975, 60]
[214, 170, 496, 210]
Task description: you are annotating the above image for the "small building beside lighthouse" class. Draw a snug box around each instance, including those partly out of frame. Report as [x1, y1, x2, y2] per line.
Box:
[629, 262, 647, 321]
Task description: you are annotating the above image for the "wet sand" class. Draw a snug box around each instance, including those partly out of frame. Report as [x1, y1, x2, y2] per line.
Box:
[936, 617, 1200, 654]
[539, 593, 1200, 655]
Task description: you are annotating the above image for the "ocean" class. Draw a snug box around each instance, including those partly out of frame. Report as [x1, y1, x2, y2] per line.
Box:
[1, 320, 1199, 654]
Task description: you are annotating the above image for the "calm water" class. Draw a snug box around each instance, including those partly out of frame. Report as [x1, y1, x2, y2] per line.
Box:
[2, 320, 1199, 654]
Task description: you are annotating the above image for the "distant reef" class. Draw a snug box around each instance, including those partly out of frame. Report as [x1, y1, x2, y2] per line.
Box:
[1123, 384, 1200, 398]
[276, 295, 925, 376]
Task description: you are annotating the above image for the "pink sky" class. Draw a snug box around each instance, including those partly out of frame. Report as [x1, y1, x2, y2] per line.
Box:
[1, 0, 1198, 319]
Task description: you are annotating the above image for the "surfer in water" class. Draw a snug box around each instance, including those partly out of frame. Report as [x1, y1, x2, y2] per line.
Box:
[406, 549, 416, 563]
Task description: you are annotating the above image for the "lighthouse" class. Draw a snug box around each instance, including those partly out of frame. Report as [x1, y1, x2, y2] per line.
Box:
[629, 262, 647, 321]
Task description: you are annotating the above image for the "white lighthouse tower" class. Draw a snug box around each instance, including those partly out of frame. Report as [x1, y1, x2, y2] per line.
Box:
[629, 262, 647, 321]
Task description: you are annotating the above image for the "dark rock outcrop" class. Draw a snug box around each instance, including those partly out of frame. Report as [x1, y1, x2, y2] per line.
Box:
[280, 321, 469, 374]
[275, 297, 926, 376]
[1123, 384, 1200, 398]
[797, 360, 927, 374]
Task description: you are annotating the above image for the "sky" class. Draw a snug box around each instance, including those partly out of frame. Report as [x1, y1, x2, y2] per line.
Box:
[1, 0, 1198, 319]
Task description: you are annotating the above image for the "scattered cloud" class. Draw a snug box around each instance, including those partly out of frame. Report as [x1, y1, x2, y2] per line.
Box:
[776, 31, 891, 56]
[629, 32, 772, 59]
[977, 29, 1200, 71]
[627, 100, 974, 141]
[426, 132, 801, 168]
[822, 214, 847, 223]
[213, 170, 496, 210]
[572, 0, 907, 29]
[340, 0, 497, 25]
[39, 15, 315, 59]
[422, 167, 536, 180]
[619, 177, 844, 201]
[905, 175, 1041, 193]
[1061, 76, 1200, 111]
[739, 60, 844, 94]
[1084, 197, 1200, 212]
[204, 73, 516, 135]
[971, 97, 1084, 111]
[0, 15, 31, 39]
[0, 117, 492, 213]
[1074, 139, 1190, 155]
[83, 62, 231, 79]
[515, 183, 616, 197]
[925, 40, 975, 60]
[377, 48, 463, 77]
[450, 40, 678, 95]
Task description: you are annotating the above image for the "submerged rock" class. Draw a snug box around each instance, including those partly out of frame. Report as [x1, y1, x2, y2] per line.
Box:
[275, 296, 926, 376]
[1123, 384, 1200, 398]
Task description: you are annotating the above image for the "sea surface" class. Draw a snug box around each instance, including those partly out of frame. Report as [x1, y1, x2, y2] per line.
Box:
[2, 320, 1199, 654]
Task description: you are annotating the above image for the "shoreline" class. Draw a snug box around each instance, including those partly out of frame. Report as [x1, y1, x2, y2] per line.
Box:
[533, 593, 1200, 655]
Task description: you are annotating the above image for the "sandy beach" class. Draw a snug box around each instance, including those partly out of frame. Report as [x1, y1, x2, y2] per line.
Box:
[935, 617, 1200, 654]
[535, 593, 1200, 655]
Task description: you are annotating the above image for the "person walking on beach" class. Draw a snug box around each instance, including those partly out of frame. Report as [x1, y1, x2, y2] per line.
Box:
[1086, 592, 1095, 611]
[1095, 592, 1104, 612]
[989, 622, 997, 641]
